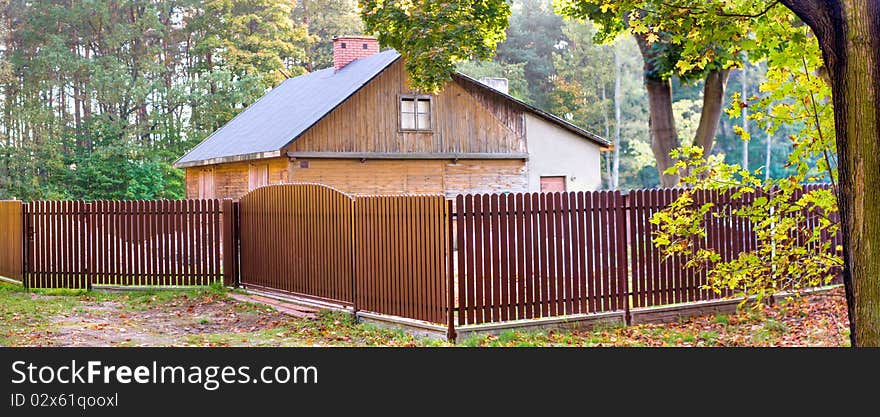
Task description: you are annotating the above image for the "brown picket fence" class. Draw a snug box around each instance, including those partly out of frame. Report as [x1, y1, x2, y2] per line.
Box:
[24, 199, 226, 289]
[450, 184, 840, 327]
[0, 200, 24, 282]
[453, 191, 628, 325]
[628, 188, 746, 307]
[353, 194, 448, 324]
[628, 185, 842, 308]
[0, 183, 842, 337]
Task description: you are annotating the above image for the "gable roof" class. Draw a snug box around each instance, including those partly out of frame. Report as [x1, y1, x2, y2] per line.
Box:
[174, 50, 401, 168]
[174, 49, 609, 169]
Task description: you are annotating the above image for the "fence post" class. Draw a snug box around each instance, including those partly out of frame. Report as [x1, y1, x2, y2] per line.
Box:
[21, 202, 29, 290]
[446, 199, 457, 343]
[221, 199, 239, 287]
[350, 198, 358, 314]
[83, 202, 92, 290]
[619, 192, 631, 325]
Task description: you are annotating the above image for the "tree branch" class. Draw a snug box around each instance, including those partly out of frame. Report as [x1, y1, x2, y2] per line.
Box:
[716, 0, 781, 19]
[777, 0, 833, 41]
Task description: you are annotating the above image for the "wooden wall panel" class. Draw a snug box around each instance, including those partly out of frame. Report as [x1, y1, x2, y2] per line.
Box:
[290, 159, 446, 195]
[289, 158, 528, 197]
[185, 157, 289, 199]
[285, 60, 526, 155]
[444, 160, 528, 197]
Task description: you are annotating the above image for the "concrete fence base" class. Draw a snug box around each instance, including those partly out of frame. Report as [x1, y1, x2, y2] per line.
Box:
[454, 311, 626, 341]
[233, 285, 842, 344]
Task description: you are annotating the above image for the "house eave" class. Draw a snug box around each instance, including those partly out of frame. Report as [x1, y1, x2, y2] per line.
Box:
[286, 151, 529, 160]
[173, 150, 282, 169]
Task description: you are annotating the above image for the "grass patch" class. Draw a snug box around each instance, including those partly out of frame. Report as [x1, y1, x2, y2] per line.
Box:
[0, 280, 847, 347]
[660, 330, 696, 345]
[0, 282, 82, 345]
[763, 319, 789, 334]
[698, 331, 720, 346]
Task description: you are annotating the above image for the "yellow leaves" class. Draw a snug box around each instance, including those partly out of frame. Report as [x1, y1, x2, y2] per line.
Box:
[599, 2, 617, 13]
[645, 32, 660, 44]
[733, 125, 752, 142]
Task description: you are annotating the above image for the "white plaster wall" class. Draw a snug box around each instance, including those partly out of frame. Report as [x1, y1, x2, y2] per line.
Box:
[525, 113, 604, 192]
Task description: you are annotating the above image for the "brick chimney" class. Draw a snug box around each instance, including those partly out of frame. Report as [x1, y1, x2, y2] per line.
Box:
[333, 36, 380, 71]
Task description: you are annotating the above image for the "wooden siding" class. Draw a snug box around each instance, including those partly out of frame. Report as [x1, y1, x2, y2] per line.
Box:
[185, 157, 289, 199]
[444, 160, 527, 197]
[289, 158, 527, 197]
[284, 60, 526, 155]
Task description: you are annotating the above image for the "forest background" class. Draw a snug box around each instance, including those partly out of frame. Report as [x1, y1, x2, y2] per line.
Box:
[0, 0, 804, 200]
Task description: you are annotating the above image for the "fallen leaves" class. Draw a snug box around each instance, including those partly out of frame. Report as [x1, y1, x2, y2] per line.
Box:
[0, 281, 848, 348]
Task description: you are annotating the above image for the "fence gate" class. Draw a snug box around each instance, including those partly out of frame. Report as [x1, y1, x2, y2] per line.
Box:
[238, 184, 356, 305]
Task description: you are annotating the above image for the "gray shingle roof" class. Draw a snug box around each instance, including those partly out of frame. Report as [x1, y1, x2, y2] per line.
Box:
[174, 48, 609, 168]
[174, 50, 401, 168]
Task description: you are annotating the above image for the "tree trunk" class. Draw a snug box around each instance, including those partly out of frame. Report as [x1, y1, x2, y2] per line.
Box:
[693, 69, 731, 154]
[612, 46, 622, 189]
[634, 34, 681, 187]
[781, 0, 880, 346]
[644, 76, 680, 187]
[601, 83, 613, 189]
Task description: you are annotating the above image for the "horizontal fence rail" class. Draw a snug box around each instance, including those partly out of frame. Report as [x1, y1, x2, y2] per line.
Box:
[25, 199, 224, 289]
[0, 200, 24, 282]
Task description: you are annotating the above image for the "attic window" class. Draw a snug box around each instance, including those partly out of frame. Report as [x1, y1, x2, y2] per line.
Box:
[362, 43, 368, 49]
[400, 96, 432, 131]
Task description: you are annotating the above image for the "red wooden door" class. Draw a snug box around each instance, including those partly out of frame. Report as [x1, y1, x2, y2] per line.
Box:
[540, 176, 566, 192]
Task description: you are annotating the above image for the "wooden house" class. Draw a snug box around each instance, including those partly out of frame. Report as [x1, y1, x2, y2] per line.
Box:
[174, 36, 610, 199]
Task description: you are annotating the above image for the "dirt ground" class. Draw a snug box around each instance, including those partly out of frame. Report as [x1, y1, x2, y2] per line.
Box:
[0, 284, 430, 347]
[0, 282, 850, 347]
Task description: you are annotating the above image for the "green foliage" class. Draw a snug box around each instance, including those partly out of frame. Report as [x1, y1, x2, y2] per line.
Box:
[554, 0, 743, 80]
[548, 19, 655, 188]
[294, 0, 365, 71]
[193, 0, 309, 87]
[645, 1, 840, 303]
[0, 0, 319, 201]
[359, 0, 511, 93]
[651, 145, 841, 304]
[549, 20, 615, 133]
[495, 0, 565, 109]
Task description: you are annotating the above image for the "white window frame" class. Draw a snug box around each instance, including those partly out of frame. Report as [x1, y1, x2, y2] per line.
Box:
[399, 95, 433, 132]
